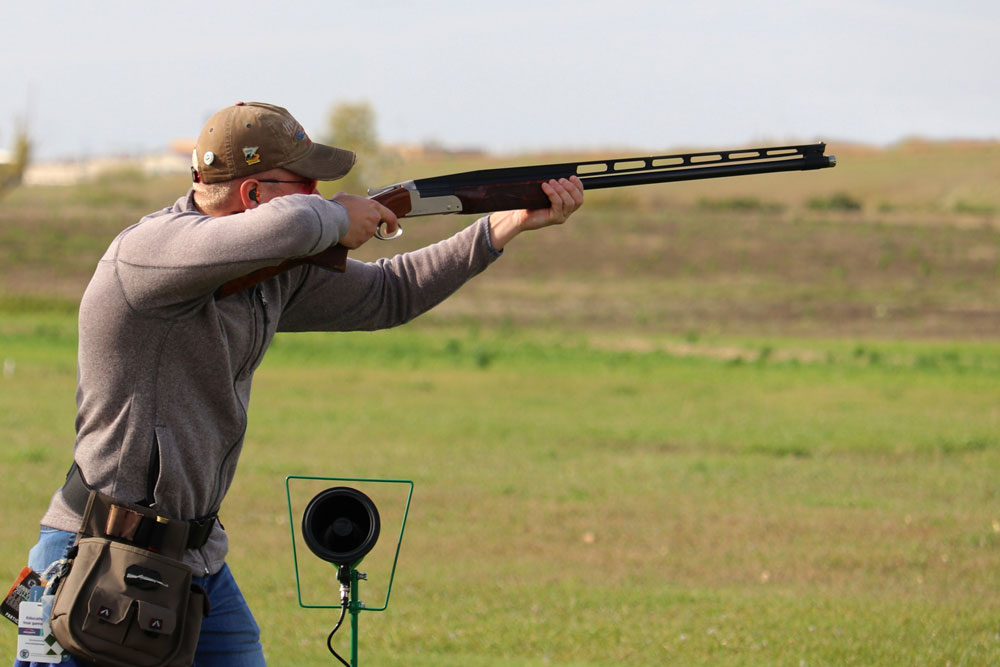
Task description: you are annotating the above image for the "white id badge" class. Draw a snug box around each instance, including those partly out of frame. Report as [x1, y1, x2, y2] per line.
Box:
[16, 598, 68, 663]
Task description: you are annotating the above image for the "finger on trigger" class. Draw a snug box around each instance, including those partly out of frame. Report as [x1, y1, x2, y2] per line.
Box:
[379, 204, 400, 233]
[371, 201, 394, 224]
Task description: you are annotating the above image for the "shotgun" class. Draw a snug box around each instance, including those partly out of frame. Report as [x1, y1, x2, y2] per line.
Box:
[217, 142, 835, 297]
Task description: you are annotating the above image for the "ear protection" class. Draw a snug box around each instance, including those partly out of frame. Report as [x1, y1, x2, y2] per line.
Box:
[249, 187, 259, 203]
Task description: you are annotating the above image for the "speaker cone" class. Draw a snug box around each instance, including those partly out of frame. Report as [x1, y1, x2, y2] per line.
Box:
[302, 487, 381, 566]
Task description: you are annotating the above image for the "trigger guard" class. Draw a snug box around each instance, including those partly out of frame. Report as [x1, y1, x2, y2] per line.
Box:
[375, 222, 403, 240]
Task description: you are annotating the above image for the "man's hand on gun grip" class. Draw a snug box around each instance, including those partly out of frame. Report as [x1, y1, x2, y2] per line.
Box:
[332, 193, 400, 249]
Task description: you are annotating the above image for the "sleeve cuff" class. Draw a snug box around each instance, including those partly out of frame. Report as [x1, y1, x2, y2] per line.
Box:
[482, 216, 504, 258]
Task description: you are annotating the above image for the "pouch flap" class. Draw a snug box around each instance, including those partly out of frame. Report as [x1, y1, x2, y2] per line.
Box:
[88, 589, 133, 625]
[136, 599, 177, 635]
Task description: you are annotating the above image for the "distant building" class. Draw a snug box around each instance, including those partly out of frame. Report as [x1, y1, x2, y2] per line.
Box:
[22, 142, 193, 186]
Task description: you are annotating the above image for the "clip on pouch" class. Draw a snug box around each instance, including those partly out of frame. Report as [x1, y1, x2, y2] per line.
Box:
[48, 491, 209, 667]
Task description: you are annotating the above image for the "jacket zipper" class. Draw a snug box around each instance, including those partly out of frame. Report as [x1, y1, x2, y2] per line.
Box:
[210, 286, 269, 512]
[233, 286, 267, 380]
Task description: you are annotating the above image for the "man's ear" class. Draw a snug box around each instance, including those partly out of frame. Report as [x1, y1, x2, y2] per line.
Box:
[239, 179, 261, 208]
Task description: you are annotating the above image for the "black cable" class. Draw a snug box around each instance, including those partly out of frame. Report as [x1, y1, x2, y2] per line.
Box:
[326, 601, 351, 666]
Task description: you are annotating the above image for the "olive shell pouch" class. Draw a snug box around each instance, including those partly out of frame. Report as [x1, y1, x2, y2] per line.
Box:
[49, 492, 209, 667]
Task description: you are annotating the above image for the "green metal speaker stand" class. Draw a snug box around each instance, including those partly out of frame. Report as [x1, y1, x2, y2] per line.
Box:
[336, 564, 365, 666]
[287, 476, 414, 666]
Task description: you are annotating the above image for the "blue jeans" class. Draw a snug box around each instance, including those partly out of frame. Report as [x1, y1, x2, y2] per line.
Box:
[14, 527, 267, 666]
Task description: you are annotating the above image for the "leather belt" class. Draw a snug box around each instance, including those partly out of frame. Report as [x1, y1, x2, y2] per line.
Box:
[60, 463, 217, 550]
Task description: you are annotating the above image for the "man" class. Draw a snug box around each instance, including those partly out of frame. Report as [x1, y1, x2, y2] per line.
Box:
[17, 101, 583, 666]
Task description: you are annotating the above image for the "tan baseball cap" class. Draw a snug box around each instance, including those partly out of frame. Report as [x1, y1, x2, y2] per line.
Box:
[192, 101, 356, 184]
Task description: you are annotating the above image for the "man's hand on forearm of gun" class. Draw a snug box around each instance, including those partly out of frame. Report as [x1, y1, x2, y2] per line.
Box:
[487, 176, 585, 251]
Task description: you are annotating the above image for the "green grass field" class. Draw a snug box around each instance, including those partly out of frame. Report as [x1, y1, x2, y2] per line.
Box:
[1, 141, 999, 664]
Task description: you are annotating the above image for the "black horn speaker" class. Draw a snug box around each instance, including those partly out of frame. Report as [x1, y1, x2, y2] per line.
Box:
[301, 487, 381, 566]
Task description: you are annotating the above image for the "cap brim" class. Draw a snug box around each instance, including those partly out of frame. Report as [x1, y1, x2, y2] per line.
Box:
[283, 142, 357, 181]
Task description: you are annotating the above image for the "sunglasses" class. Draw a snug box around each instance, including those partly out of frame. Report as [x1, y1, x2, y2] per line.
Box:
[257, 178, 317, 189]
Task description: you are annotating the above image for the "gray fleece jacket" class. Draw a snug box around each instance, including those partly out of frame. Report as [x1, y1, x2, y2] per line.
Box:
[40, 189, 500, 574]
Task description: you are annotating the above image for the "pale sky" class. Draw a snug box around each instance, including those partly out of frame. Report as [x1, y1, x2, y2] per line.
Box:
[2, 0, 997, 161]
